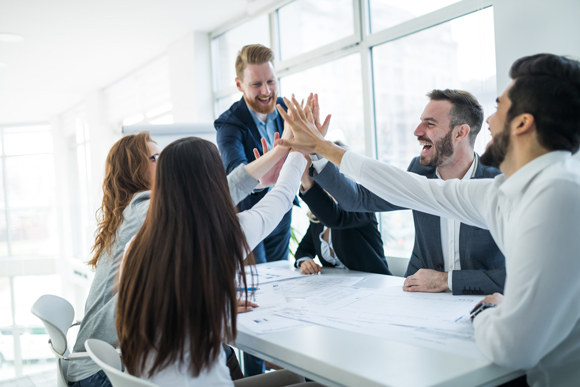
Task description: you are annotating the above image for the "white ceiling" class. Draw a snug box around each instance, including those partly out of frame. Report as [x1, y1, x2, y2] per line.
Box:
[0, 0, 249, 124]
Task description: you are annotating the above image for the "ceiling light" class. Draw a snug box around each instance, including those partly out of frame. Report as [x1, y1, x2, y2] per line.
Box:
[0, 33, 24, 43]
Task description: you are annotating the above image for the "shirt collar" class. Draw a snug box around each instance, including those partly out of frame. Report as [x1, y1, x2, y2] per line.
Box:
[498, 151, 572, 199]
[435, 153, 478, 180]
[247, 103, 278, 128]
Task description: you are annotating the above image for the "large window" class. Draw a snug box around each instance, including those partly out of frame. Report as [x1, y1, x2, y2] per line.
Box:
[280, 54, 365, 154]
[211, 0, 496, 263]
[373, 8, 496, 257]
[278, 0, 355, 60]
[0, 125, 57, 257]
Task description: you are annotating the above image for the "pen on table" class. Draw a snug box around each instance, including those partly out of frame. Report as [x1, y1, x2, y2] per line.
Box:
[237, 287, 260, 291]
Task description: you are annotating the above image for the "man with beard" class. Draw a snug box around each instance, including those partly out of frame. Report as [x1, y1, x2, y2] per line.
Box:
[278, 53, 580, 386]
[216, 44, 295, 266]
[304, 89, 506, 295]
[214, 44, 294, 377]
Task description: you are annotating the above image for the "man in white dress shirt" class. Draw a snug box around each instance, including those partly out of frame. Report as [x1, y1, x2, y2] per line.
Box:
[277, 54, 580, 386]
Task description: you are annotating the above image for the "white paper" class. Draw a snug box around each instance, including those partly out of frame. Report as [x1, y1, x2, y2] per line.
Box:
[279, 276, 366, 299]
[271, 286, 485, 359]
[243, 265, 306, 285]
[238, 306, 311, 334]
[238, 282, 287, 307]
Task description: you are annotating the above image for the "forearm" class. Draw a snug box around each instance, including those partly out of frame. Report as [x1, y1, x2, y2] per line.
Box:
[227, 165, 259, 205]
[339, 151, 489, 228]
[244, 146, 288, 181]
[238, 152, 307, 254]
[313, 139, 347, 167]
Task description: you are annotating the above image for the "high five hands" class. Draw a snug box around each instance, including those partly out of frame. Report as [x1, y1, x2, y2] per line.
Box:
[276, 94, 331, 154]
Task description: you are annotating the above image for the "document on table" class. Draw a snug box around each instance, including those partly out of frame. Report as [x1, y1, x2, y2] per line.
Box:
[243, 265, 305, 285]
[272, 286, 485, 360]
[279, 276, 365, 298]
[238, 282, 287, 307]
[238, 306, 312, 334]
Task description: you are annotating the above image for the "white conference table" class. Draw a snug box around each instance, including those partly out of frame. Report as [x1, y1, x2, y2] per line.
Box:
[233, 261, 524, 387]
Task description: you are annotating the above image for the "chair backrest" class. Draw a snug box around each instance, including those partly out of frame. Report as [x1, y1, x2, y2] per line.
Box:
[31, 294, 75, 356]
[85, 339, 158, 387]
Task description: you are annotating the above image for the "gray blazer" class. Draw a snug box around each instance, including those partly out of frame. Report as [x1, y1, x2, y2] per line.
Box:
[311, 156, 506, 295]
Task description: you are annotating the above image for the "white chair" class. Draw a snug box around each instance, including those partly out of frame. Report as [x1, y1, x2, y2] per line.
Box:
[85, 339, 158, 387]
[31, 294, 92, 387]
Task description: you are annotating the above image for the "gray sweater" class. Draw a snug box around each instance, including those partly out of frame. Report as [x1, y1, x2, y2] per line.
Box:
[67, 164, 257, 381]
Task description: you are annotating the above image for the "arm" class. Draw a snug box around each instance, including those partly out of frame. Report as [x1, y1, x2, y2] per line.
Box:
[216, 121, 249, 174]
[451, 268, 506, 295]
[300, 182, 375, 229]
[473, 182, 580, 370]
[294, 223, 317, 267]
[237, 152, 307, 254]
[311, 161, 407, 213]
[277, 96, 490, 228]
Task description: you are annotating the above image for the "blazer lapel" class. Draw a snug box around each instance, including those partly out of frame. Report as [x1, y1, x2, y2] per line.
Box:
[235, 97, 266, 153]
[424, 169, 444, 268]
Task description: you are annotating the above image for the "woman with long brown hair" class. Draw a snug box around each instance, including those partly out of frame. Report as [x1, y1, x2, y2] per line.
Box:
[116, 137, 317, 386]
[68, 131, 289, 387]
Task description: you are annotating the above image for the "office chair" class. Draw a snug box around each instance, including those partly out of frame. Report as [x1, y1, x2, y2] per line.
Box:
[31, 294, 92, 387]
[85, 339, 158, 387]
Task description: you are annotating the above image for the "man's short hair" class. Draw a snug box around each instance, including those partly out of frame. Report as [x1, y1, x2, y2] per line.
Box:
[235, 44, 275, 81]
[427, 89, 484, 147]
[508, 53, 580, 153]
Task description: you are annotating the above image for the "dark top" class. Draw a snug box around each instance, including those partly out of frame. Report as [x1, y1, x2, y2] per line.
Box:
[215, 96, 298, 211]
[295, 182, 392, 275]
[311, 155, 506, 295]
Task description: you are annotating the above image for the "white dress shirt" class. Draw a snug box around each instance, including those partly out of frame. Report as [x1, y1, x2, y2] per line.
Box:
[297, 227, 347, 269]
[435, 155, 477, 291]
[340, 150, 580, 386]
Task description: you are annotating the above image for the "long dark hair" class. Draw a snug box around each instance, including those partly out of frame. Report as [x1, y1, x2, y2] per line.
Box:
[116, 137, 251, 378]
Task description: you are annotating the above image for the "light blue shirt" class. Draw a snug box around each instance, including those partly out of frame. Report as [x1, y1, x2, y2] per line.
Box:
[247, 104, 279, 150]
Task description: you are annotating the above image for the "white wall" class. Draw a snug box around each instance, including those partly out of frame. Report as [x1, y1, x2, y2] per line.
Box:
[493, 0, 580, 92]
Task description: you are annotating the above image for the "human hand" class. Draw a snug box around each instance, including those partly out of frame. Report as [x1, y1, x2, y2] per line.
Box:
[307, 93, 331, 137]
[237, 299, 259, 314]
[299, 259, 322, 274]
[253, 135, 287, 187]
[276, 96, 327, 154]
[475, 292, 504, 308]
[403, 269, 449, 292]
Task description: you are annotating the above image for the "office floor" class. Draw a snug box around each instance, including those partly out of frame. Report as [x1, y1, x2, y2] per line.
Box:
[0, 370, 54, 387]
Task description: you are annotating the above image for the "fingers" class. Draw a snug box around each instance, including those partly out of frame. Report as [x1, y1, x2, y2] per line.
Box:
[299, 259, 321, 274]
[261, 138, 269, 154]
[253, 148, 260, 159]
[305, 104, 314, 124]
[277, 104, 291, 122]
[320, 114, 331, 136]
[274, 132, 280, 143]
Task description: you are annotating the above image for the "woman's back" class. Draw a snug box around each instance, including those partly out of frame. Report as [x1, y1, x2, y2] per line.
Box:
[68, 191, 151, 381]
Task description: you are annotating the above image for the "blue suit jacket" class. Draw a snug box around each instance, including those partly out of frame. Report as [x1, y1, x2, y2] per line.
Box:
[311, 156, 506, 295]
[296, 182, 392, 275]
[215, 96, 298, 211]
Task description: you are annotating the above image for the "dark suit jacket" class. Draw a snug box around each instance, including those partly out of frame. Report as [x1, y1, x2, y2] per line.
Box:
[311, 156, 506, 295]
[215, 96, 298, 211]
[295, 182, 392, 275]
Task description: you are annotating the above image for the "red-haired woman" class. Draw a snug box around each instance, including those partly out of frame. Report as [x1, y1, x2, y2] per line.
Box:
[68, 131, 288, 387]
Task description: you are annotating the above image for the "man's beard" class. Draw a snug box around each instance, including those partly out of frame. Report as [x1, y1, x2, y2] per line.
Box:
[480, 122, 510, 169]
[244, 92, 277, 115]
[419, 129, 454, 167]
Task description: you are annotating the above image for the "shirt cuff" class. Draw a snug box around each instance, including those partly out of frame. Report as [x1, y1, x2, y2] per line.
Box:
[339, 151, 366, 180]
[312, 158, 329, 174]
[448, 270, 453, 291]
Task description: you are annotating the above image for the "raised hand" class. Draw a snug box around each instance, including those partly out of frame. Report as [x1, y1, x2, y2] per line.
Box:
[308, 93, 331, 137]
[253, 133, 287, 187]
[276, 96, 326, 154]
